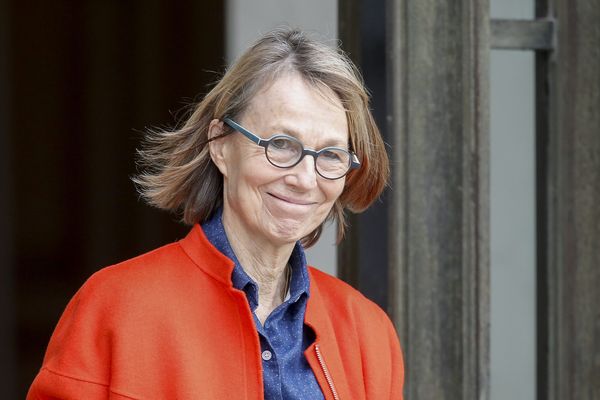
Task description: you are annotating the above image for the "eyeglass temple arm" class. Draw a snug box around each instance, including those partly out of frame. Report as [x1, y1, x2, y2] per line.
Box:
[223, 118, 265, 147]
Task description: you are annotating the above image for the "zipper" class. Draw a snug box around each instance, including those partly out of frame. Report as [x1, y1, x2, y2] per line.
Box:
[314, 344, 340, 400]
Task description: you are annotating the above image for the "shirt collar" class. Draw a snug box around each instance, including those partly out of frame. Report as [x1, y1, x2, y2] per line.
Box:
[201, 208, 310, 311]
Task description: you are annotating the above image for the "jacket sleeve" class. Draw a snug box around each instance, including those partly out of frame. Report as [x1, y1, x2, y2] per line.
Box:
[27, 272, 116, 400]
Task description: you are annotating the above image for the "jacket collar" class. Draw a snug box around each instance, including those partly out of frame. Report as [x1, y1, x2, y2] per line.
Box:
[178, 224, 237, 287]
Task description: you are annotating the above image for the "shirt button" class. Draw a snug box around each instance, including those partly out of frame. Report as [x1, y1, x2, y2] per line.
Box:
[261, 350, 272, 361]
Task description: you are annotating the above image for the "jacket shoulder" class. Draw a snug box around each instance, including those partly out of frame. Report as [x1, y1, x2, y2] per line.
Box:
[307, 266, 390, 324]
[89, 242, 187, 286]
[81, 241, 205, 299]
[63, 241, 208, 334]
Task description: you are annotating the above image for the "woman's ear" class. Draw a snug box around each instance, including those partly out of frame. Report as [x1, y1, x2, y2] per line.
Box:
[208, 119, 229, 177]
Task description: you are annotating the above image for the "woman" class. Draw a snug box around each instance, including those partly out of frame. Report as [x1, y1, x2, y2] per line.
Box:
[28, 28, 404, 399]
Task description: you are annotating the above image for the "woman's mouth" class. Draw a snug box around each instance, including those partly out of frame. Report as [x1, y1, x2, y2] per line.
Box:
[268, 193, 315, 206]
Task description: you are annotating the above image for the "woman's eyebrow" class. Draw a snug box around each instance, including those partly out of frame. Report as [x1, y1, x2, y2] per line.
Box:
[268, 124, 301, 137]
[270, 125, 348, 148]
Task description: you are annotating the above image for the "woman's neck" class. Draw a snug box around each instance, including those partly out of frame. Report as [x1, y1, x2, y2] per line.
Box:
[222, 210, 295, 324]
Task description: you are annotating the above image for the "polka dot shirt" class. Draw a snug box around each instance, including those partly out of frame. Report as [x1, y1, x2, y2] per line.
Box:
[202, 209, 324, 399]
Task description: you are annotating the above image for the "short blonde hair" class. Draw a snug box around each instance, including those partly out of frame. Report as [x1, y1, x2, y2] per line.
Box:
[134, 28, 389, 248]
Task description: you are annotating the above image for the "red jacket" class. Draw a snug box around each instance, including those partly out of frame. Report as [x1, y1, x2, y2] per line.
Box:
[28, 225, 404, 399]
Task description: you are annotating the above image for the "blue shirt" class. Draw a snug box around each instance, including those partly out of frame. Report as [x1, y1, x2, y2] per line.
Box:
[202, 210, 324, 400]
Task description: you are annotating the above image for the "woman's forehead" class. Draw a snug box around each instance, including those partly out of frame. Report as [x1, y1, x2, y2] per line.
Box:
[242, 74, 347, 139]
[249, 73, 343, 113]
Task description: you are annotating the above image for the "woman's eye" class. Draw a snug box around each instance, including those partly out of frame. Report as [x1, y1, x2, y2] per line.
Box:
[271, 138, 294, 150]
[321, 150, 343, 161]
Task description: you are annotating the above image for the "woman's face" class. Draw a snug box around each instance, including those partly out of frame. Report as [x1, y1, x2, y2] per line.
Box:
[210, 73, 348, 248]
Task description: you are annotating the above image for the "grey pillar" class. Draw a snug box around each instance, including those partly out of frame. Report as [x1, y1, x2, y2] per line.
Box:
[387, 1, 490, 398]
[544, 0, 600, 398]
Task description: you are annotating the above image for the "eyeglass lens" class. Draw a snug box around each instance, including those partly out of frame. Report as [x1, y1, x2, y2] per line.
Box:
[265, 136, 350, 179]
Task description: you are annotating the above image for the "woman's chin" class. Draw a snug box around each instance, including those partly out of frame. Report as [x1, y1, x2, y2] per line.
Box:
[262, 218, 312, 246]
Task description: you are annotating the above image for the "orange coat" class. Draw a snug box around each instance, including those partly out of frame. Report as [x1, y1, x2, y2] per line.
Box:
[28, 225, 404, 399]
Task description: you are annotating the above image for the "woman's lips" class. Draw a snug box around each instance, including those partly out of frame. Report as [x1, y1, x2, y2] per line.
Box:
[268, 193, 315, 206]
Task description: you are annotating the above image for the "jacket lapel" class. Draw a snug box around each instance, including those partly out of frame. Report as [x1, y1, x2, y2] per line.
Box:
[304, 270, 353, 400]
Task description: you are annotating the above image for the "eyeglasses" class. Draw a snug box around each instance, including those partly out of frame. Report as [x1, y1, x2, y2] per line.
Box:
[220, 118, 360, 180]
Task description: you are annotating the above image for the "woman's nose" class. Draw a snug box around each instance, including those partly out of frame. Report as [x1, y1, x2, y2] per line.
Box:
[286, 154, 318, 189]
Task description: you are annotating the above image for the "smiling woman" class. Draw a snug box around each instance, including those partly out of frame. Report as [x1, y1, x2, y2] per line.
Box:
[27, 28, 404, 400]
[209, 74, 348, 248]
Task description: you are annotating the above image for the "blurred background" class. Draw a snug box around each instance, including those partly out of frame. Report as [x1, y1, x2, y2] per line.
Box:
[2, 0, 598, 399]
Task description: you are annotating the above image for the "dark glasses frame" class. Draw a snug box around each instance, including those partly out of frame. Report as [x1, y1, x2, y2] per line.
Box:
[221, 117, 360, 180]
